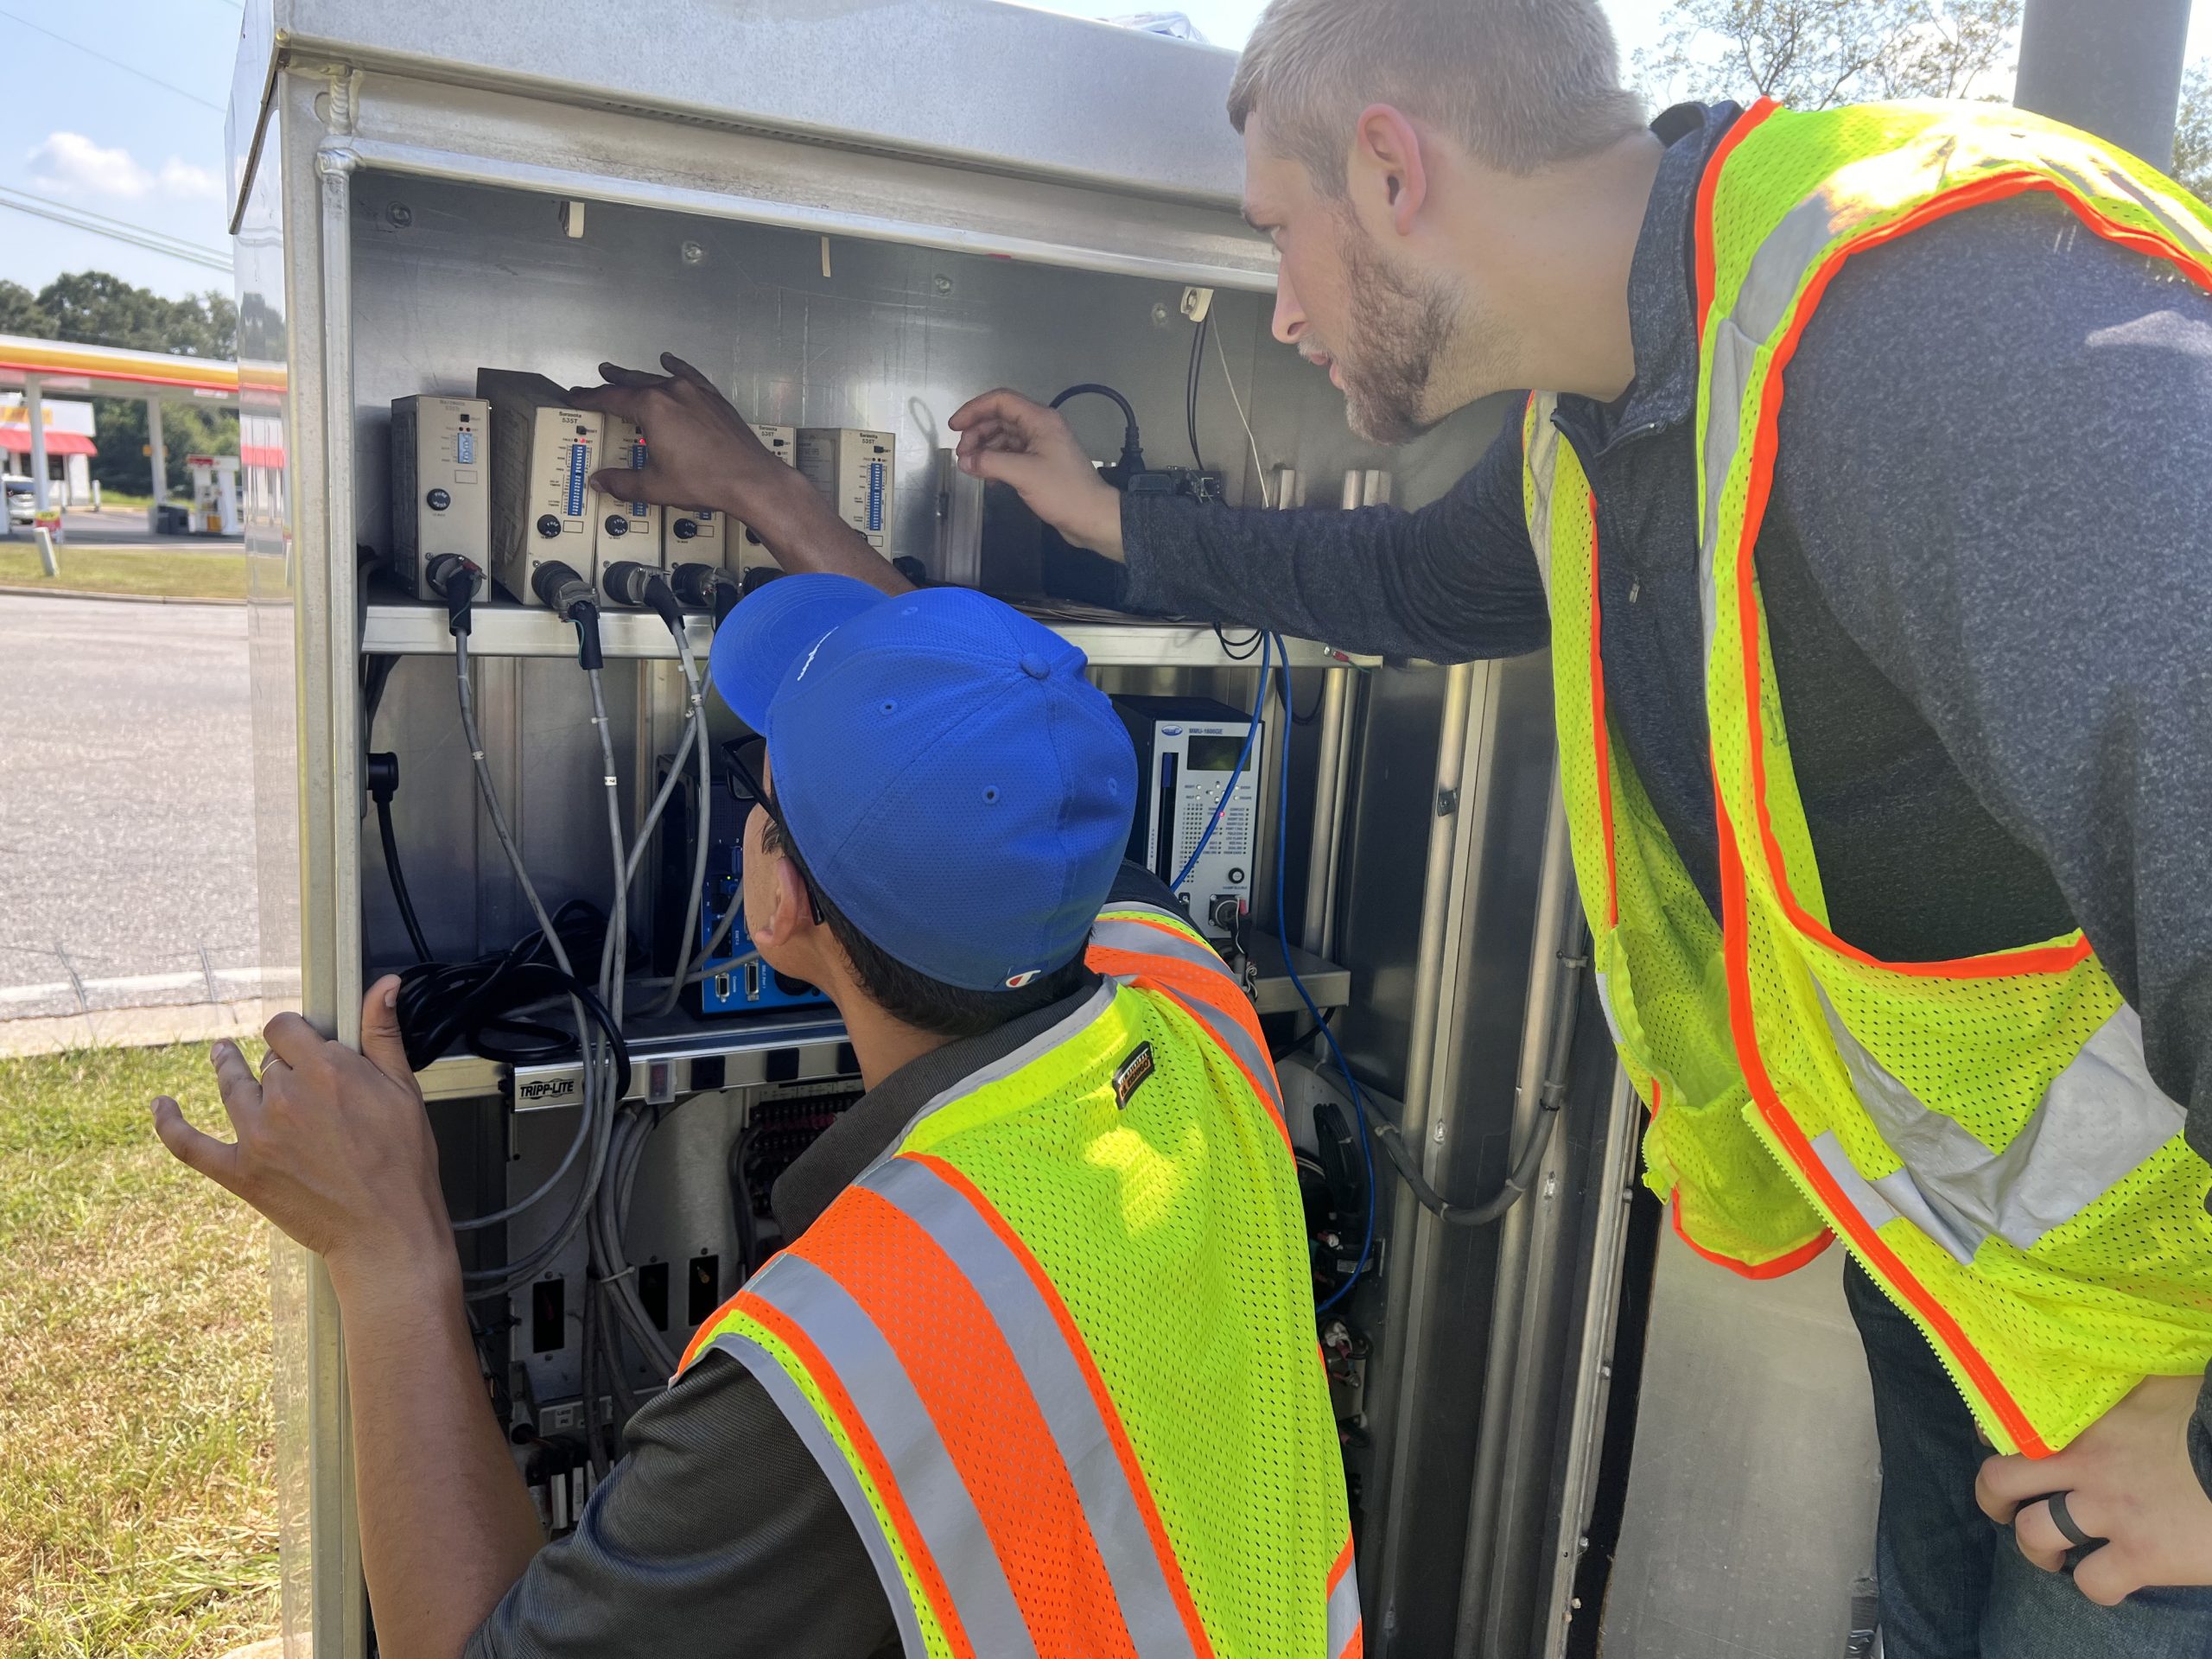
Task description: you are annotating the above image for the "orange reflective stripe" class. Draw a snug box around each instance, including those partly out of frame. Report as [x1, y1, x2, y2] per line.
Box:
[797, 1185, 1140, 1657]
[900, 1153, 1216, 1658]
[736, 1287, 980, 1655]
[1668, 1186, 1834, 1280]
[1714, 793, 2051, 1455]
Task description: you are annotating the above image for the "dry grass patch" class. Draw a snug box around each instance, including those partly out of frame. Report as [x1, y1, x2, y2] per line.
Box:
[0, 1044, 280, 1656]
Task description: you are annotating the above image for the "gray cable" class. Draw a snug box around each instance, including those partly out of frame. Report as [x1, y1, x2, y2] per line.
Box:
[451, 629, 611, 1291]
[448, 628, 601, 1242]
[649, 624, 715, 1018]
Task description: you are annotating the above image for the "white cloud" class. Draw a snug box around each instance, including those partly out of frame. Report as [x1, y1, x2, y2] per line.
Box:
[157, 159, 220, 200]
[29, 131, 219, 201]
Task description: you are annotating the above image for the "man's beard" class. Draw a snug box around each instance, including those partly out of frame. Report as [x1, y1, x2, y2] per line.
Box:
[1331, 224, 1482, 446]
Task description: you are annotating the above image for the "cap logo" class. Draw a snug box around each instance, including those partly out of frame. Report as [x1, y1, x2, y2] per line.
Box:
[793, 627, 836, 683]
[1004, 969, 1042, 988]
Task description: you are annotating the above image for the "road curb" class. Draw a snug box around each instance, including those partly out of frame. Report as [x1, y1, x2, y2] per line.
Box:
[0, 584, 246, 607]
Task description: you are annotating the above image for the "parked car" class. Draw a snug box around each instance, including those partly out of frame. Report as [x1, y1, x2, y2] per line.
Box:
[4, 476, 35, 530]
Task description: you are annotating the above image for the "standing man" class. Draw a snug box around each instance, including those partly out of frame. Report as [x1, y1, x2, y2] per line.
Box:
[612, 0, 2212, 1650]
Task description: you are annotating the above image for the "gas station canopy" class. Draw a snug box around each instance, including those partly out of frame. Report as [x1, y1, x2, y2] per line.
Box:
[0, 334, 238, 403]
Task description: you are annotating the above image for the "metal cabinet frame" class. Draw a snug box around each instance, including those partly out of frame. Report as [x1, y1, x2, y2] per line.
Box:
[229, 6, 1638, 1653]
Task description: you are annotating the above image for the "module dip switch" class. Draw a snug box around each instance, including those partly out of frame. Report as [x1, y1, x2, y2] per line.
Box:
[388, 396, 489, 596]
[721, 423, 797, 582]
[476, 367, 602, 607]
[798, 428, 895, 552]
[594, 415, 663, 589]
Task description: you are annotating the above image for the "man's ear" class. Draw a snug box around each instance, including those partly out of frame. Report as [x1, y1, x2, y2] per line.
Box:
[1353, 104, 1428, 237]
[751, 848, 814, 951]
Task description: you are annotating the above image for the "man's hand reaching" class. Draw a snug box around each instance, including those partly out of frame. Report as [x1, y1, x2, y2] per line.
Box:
[950, 389, 1125, 560]
[152, 976, 452, 1289]
[570, 353, 910, 595]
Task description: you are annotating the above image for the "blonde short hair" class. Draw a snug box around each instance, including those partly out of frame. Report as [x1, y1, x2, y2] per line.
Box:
[1228, 0, 1646, 191]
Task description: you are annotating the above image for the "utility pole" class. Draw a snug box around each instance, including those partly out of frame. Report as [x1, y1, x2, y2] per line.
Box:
[26, 373, 55, 576]
[146, 397, 168, 534]
[2014, 0, 2196, 166]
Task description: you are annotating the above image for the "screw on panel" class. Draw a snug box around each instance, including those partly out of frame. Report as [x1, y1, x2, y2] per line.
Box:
[932, 273, 953, 295]
[385, 202, 412, 228]
[1151, 302, 1173, 327]
[680, 240, 706, 266]
[1431, 1122, 1446, 1144]
[1436, 785, 1459, 816]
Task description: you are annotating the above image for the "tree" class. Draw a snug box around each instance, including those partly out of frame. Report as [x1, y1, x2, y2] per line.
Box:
[2177, 60, 2212, 205]
[1637, 0, 2023, 111]
[0, 270, 238, 493]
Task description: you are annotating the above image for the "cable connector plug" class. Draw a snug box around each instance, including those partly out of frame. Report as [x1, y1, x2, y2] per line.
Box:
[366, 751, 400, 804]
[670, 561, 742, 626]
[531, 561, 604, 670]
[602, 561, 686, 632]
[425, 554, 482, 638]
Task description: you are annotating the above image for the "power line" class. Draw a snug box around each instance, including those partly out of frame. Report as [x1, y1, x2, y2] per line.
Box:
[0, 6, 226, 112]
[0, 183, 230, 260]
[0, 185, 232, 273]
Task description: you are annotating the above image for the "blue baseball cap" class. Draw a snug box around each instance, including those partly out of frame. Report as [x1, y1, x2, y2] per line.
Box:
[709, 575, 1137, 991]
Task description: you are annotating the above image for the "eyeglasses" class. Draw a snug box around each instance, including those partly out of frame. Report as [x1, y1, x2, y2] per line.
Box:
[722, 735, 824, 925]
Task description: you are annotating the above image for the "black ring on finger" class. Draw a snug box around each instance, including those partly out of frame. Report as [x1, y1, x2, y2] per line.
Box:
[2039, 1491, 2107, 1554]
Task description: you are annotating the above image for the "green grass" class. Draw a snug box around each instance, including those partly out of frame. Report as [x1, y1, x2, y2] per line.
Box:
[0, 1045, 280, 1656]
[0, 546, 246, 601]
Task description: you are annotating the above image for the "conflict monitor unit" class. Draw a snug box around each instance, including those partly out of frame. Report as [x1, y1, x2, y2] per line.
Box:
[1114, 696, 1260, 939]
[798, 427, 895, 552]
[387, 395, 489, 596]
[476, 367, 602, 605]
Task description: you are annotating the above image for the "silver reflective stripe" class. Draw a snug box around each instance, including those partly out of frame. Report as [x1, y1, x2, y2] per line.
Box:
[1815, 993, 2184, 1264]
[862, 1156, 1199, 1659]
[745, 1255, 1040, 1659]
[1593, 969, 1626, 1047]
[1522, 393, 1560, 605]
[1326, 1558, 1362, 1658]
[1091, 912, 1230, 977]
[713, 1332, 932, 1659]
[1090, 916, 1285, 1115]
[1697, 320, 1758, 652]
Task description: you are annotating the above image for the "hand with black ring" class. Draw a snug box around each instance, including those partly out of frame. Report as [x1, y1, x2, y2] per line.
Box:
[1976, 1374, 2212, 1604]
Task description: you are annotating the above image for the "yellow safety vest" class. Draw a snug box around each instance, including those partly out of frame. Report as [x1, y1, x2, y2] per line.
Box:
[680, 902, 1359, 1658]
[1529, 99, 2212, 1457]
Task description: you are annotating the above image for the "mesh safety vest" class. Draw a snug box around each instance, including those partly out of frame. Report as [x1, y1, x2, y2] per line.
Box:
[679, 901, 1359, 1658]
[1528, 99, 2212, 1457]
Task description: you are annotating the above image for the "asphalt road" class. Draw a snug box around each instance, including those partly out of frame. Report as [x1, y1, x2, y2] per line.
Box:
[0, 594, 261, 1019]
[3, 505, 243, 550]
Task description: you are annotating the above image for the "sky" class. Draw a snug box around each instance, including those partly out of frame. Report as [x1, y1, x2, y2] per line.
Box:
[2, 0, 2208, 306]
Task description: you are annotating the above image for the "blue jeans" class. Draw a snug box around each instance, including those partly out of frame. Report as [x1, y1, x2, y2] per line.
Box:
[1844, 1259, 2212, 1656]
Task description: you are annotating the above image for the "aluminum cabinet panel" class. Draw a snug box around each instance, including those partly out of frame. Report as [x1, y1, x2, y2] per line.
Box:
[1600, 1229, 1881, 1659]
